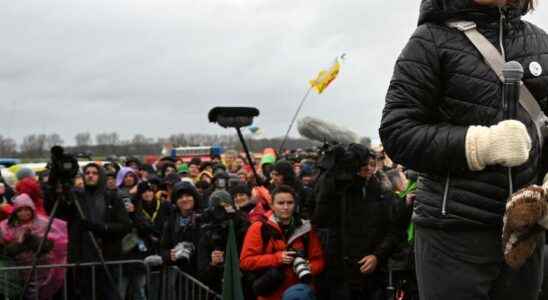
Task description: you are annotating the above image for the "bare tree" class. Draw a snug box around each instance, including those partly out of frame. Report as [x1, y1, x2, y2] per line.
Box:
[0, 135, 17, 157]
[96, 132, 120, 145]
[45, 133, 64, 150]
[132, 134, 154, 145]
[20, 134, 47, 157]
[75, 132, 92, 147]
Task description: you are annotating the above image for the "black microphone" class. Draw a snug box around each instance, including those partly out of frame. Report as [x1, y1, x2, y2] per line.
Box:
[502, 61, 524, 120]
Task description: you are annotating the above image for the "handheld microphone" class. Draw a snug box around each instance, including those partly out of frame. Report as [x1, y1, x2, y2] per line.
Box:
[502, 61, 524, 120]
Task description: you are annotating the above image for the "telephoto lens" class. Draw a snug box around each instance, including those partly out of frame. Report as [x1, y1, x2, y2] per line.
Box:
[292, 256, 312, 283]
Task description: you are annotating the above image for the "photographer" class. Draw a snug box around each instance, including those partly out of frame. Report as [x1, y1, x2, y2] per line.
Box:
[196, 190, 250, 294]
[159, 181, 201, 275]
[270, 160, 310, 218]
[49, 162, 131, 300]
[240, 185, 325, 300]
[313, 144, 399, 300]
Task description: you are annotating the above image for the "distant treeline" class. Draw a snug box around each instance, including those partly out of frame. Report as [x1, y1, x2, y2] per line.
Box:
[0, 132, 320, 159]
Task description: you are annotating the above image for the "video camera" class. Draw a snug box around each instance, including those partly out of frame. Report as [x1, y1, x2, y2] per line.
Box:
[48, 146, 79, 188]
[197, 205, 232, 250]
[317, 142, 374, 183]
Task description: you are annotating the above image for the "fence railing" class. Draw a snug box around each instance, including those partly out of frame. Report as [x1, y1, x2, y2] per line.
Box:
[155, 267, 222, 300]
[0, 259, 221, 300]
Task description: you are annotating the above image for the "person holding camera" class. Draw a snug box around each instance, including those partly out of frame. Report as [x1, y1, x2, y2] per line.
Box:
[196, 190, 251, 294]
[240, 185, 325, 300]
[159, 181, 202, 274]
[50, 162, 131, 300]
[119, 181, 172, 300]
[270, 160, 311, 219]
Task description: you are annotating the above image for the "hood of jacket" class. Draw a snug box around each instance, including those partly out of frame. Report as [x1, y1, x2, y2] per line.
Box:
[12, 193, 36, 212]
[418, 0, 526, 26]
[15, 177, 43, 203]
[116, 167, 139, 188]
[83, 163, 107, 193]
[171, 181, 200, 205]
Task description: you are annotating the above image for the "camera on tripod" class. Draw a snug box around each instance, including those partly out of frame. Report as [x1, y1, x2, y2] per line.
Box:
[48, 145, 79, 188]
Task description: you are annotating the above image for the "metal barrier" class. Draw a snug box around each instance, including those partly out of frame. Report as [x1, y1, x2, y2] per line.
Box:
[152, 266, 222, 300]
[0, 260, 222, 300]
[0, 259, 150, 300]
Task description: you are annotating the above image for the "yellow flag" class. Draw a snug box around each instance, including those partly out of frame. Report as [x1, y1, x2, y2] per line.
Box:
[309, 54, 345, 94]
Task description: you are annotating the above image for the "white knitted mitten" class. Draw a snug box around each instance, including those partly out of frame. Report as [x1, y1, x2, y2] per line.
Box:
[465, 120, 531, 171]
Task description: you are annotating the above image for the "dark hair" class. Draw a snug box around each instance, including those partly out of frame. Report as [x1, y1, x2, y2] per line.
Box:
[271, 185, 296, 202]
[195, 180, 211, 190]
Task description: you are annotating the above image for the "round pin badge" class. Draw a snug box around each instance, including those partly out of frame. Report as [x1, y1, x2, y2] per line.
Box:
[529, 61, 543, 77]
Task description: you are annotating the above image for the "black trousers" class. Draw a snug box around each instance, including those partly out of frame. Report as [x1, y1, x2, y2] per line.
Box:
[415, 227, 543, 300]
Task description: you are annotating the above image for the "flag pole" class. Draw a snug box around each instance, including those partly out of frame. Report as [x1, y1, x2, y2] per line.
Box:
[278, 86, 313, 154]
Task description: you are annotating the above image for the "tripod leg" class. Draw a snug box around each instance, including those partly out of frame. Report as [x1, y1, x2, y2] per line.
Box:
[19, 198, 61, 300]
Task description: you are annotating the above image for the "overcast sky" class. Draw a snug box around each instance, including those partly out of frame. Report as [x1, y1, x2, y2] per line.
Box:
[1, 1, 547, 145]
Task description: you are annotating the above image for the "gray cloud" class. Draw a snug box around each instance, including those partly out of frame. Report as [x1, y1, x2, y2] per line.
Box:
[1, 0, 547, 145]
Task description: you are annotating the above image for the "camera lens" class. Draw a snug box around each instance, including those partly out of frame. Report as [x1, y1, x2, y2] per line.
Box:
[293, 257, 311, 282]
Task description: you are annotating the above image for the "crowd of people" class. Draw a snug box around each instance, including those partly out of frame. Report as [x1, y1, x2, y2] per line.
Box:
[0, 145, 417, 300]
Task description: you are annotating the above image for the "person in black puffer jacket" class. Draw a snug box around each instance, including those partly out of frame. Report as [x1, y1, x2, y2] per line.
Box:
[379, 1, 548, 299]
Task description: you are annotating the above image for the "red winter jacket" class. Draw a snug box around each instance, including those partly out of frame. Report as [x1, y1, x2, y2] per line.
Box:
[240, 212, 325, 300]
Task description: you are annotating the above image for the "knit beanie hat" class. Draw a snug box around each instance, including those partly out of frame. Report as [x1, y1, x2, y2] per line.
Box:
[260, 154, 276, 166]
[282, 284, 316, 300]
[178, 164, 189, 174]
[16, 167, 35, 181]
[230, 184, 251, 197]
[209, 190, 233, 207]
[137, 181, 153, 195]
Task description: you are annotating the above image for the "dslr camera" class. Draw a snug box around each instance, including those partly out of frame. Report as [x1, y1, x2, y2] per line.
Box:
[173, 241, 195, 261]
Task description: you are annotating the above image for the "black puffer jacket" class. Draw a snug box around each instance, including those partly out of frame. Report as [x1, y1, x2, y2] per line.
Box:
[380, 1, 548, 230]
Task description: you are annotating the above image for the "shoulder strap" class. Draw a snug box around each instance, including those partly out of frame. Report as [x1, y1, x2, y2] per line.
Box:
[259, 221, 281, 253]
[447, 20, 548, 146]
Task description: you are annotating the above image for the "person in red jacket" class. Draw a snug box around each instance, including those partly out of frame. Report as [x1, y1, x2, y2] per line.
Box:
[240, 185, 325, 300]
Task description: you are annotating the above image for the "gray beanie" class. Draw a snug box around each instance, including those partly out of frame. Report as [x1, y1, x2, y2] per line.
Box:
[16, 167, 36, 181]
[209, 190, 233, 207]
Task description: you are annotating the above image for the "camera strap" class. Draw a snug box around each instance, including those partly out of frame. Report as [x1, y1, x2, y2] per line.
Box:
[447, 20, 548, 148]
[259, 221, 309, 257]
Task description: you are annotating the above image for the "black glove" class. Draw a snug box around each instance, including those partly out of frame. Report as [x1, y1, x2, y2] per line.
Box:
[81, 219, 108, 233]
